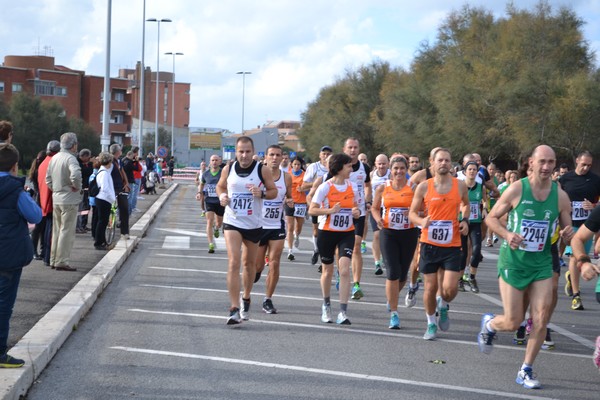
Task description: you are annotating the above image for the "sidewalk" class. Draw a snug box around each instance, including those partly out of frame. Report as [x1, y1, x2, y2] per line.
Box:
[0, 183, 179, 400]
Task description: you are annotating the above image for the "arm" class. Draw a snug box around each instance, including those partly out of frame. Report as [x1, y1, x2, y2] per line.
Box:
[17, 191, 42, 224]
[571, 224, 600, 280]
[216, 163, 230, 206]
[365, 181, 373, 209]
[409, 182, 429, 228]
[557, 188, 574, 244]
[305, 175, 324, 205]
[257, 165, 277, 200]
[301, 164, 315, 191]
[458, 180, 470, 235]
[284, 172, 294, 208]
[371, 184, 385, 229]
[485, 181, 523, 249]
[308, 183, 340, 216]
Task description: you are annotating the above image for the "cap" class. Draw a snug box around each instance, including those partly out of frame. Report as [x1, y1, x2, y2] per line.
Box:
[320, 145, 333, 153]
[46, 140, 60, 154]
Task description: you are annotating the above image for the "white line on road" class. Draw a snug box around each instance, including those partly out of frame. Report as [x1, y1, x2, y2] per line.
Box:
[162, 236, 190, 249]
[126, 307, 591, 359]
[110, 345, 560, 400]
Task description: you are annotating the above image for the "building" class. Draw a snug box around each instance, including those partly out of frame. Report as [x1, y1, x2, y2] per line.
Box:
[0, 55, 190, 147]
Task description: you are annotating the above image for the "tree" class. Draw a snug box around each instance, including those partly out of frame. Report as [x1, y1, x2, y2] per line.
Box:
[142, 127, 171, 157]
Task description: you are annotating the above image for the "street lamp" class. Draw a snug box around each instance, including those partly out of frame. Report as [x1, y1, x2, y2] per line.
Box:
[147, 17, 171, 156]
[236, 71, 251, 134]
[138, 0, 146, 153]
[165, 52, 183, 158]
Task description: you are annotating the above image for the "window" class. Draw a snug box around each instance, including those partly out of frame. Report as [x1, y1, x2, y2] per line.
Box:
[114, 91, 125, 102]
[0, 82, 4, 92]
[34, 80, 56, 96]
[112, 134, 123, 144]
[56, 87, 67, 96]
[12, 83, 23, 92]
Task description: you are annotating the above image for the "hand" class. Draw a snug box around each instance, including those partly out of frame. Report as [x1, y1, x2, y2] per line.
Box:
[376, 218, 384, 230]
[351, 207, 360, 219]
[421, 216, 431, 229]
[581, 262, 600, 281]
[195, 193, 203, 201]
[366, 202, 372, 212]
[506, 232, 524, 250]
[330, 202, 341, 214]
[249, 185, 262, 198]
[285, 198, 294, 208]
[559, 225, 574, 244]
[220, 194, 230, 206]
[582, 198, 594, 210]
[459, 220, 469, 235]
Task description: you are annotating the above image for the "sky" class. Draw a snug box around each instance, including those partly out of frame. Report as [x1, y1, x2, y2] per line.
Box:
[2, 0, 600, 133]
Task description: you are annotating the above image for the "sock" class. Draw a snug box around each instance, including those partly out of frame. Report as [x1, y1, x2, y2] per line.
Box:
[520, 320, 527, 327]
[354, 281, 360, 287]
[439, 297, 448, 308]
[375, 260, 381, 266]
[391, 310, 398, 316]
[427, 314, 436, 325]
[409, 282, 416, 289]
[263, 297, 270, 302]
[340, 303, 348, 312]
[242, 297, 250, 303]
[521, 363, 532, 371]
[573, 291, 580, 298]
[486, 320, 496, 333]
[324, 297, 330, 306]
[312, 236, 318, 251]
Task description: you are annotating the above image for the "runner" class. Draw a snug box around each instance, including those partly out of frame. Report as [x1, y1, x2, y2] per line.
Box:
[460, 161, 485, 293]
[302, 146, 332, 266]
[343, 138, 372, 300]
[369, 154, 390, 275]
[285, 156, 307, 261]
[559, 151, 600, 310]
[196, 154, 224, 254]
[309, 153, 360, 324]
[254, 145, 293, 314]
[409, 148, 470, 340]
[216, 136, 277, 326]
[478, 145, 573, 389]
[372, 156, 418, 329]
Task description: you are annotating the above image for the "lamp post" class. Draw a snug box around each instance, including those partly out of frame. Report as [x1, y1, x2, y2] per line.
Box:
[147, 17, 171, 156]
[165, 52, 183, 158]
[100, 0, 112, 152]
[236, 71, 251, 135]
[138, 0, 146, 153]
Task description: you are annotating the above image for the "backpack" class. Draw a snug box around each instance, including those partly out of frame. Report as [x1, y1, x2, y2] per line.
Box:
[89, 170, 105, 197]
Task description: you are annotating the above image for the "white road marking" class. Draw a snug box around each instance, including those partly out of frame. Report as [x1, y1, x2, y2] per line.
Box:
[162, 236, 190, 249]
[109, 344, 560, 399]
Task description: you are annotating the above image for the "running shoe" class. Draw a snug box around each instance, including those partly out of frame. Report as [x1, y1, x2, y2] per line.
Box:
[227, 307, 242, 326]
[321, 304, 332, 323]
[287, 252, 295, 261]
[485, 239, 493, 247]
[360, 241, 367, 254]
[318, 264, 322, 274]
[294, 233, 300, 249]
[213, 226, 220, 238]
[513, 325, 527, 345]
[478, 313, 496, 354]
[468, 278, 480, 293]
[542, 328, 554, 350]
[351, 283, 364, 300]
[200, 211, 205, 217]
[564, 270, 573, 297]
[493, 235, 499, 243]
[423, 323, 437, 340]
[437, 297, 450, 331]
[374, 261, 383, 276]
[311, 250, 319, 265]
[405, 283, 419, 308]
[336, 311, 351, 325]
[593, 336, 600, 370]
[458, 278, 466, 292]
[262, 298, 277, 314]
[596, 290, 600, 304]
[416, 274, 423, 283]
[525, 318, 533, 335]
[559, 257, 566, 268]
[0, 353, 25, 368]
[208, 243, 215, 254]
[571, 295, 584, 310]
[240, 298, 251, 320]
[389, 312, 400, 329]
[516, 367, 541, 389]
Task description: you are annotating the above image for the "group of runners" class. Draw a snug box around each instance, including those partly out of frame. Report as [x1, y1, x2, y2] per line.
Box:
[195, 136, 600, 390]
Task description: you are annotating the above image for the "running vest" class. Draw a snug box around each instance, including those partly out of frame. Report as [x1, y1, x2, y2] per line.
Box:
[319, 181, 356, 232]
[223, 160, 263, 229]
[371, 169, 390, 192]
[202, 168, 222, 204]
[381, 181, 414, 230]
[262, 170, 286, 229]
[499, 178, 559, 271]
[350, 161, 368, 217]
[420, 178, 462, 247]
[291, 170, 307, 204]
[466, 181, 484, 223]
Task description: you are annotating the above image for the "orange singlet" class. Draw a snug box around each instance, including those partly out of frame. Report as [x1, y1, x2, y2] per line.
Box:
[321, 181, 355, 232]
[420, 178, 462, 247]
[291, 170, 307, 204]
[381, 181, 414, 230]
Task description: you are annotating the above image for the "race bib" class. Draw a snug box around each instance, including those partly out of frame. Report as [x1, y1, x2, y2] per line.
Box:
[294, 203, 307, 217]
[427, 220, 453, 244]
[388, 207, 410, 230]
[356, 183, 365, 205]
[469, 202, 480, 221]
[263, 200, 282, 221]
[519, 219, 549, 252]
[205, 184, 217, 197]
[329, 208, 353, 231]
[572, 201, 590, 221]
[230, 192, 254, 216]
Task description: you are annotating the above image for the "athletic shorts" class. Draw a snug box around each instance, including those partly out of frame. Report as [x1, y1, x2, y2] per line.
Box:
[369, 213, 381, 232]
[311, 215, 319, 225]
[419, 243, 462, 274]
[205, 201, 225, 216]
[550, 242, 560, 274]
[380, 228, 419, 281]
[259, 220, 286, 246]
[565, 226, 593, 256]
[498, 266, 553, 291]
[223, 223, 262, 244]
[353, 215, 366, 238]
[284, 203, 307, 218]
[317, 230, 355, 264]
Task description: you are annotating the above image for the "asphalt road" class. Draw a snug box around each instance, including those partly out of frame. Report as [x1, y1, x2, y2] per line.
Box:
[26, 183, 600, 399]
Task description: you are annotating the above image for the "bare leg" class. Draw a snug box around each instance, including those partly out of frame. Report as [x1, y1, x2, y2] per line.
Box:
[224, 230, 243, 308]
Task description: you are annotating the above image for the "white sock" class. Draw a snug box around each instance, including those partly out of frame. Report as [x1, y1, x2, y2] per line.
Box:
[313, 236, 318, 251]
[427, 314, 436, 325]
[486, 320, 496, 333]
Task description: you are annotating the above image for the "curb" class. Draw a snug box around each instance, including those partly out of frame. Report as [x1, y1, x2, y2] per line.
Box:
[0, 184, 178, 400]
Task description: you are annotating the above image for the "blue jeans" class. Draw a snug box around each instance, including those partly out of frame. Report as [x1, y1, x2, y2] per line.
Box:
[128, 181, 139, 215]
[0, 268, 23, 355]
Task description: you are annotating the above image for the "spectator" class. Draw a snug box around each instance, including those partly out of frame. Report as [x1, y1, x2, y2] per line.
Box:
[76, 148, 93, 233]
[167, 156, 175, 184]
[131, 147, 143, 211]
[88, 157, 100, 241]
[0, 121, 13, 144]
[93, 152, 116, 250]
[28, 150, 47, 259]
[145, 152, 155, 175]
[0, 143, 42, 368]
[122, 150, 137, 215]
[45, 132, 82, 272]
[109, 144, 130, 239]
[37, 140, 61, 267]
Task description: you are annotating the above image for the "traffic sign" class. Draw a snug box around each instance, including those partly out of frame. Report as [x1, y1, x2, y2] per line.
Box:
[290, 151, 297, 158]
[157, 146, 168, 158]
[258, 151, 265, 158]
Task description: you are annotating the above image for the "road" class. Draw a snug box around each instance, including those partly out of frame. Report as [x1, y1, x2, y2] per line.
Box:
[26, 183, 599, 399]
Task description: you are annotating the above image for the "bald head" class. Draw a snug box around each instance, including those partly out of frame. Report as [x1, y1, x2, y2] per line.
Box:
[529, 145, 556, 180]
[374, 154, 389, 173]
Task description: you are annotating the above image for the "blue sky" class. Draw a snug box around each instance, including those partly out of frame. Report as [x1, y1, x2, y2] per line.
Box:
[2, 1, 599, 133]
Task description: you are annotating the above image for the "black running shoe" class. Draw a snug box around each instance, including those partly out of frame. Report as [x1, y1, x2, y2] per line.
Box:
[311, 250, 319, 265]
[0, 353, 25, 368]
[262, 299, 277, 314]
[513, 326, 526, 345]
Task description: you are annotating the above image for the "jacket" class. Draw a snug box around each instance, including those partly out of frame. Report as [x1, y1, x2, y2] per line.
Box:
[45, 149, 82, 205]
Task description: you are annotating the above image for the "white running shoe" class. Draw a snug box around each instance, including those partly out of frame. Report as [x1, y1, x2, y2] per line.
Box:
[321, 304, 332, 323]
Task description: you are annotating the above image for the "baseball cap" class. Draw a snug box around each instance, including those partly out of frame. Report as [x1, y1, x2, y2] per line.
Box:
[320, 145, 333, 152]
